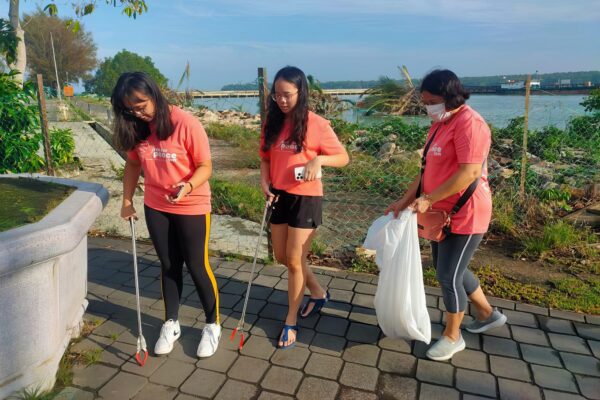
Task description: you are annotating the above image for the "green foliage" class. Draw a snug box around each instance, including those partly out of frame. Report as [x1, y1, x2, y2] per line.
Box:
[523, 221, 587, 257]
[360, 76, 423, 116]
[50, 128, 76, 166]
[581, 88, 600, 112]
[205, 123, 260, 168]
[0, 72, 44, 173]
[547, 276, 600, 313]
[7, 387, 54, 400]
[80, 348, 103, 366]
[84, 49, 167, 96]
[0, 18, 18, 65]
[310, 239, 327, 257]
[210, 178, 264, 223]
[348, 254, 378, 274]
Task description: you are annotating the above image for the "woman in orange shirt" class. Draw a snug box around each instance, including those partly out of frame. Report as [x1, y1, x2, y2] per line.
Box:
[260, 66, 349, 349]
[112, 72, 221, 359]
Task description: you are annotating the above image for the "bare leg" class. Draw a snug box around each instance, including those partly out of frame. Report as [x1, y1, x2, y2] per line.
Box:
[468, 286, 493, 321]
[443, 311, 465, 342]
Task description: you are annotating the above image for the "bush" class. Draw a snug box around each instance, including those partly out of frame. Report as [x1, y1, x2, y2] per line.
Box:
[210, 178, 264, 222]
[523, 221, 588, 257]
[205, 123, 260, 168]
[50, 128, 76, 166]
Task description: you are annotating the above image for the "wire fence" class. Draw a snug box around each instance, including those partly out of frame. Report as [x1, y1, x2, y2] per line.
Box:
[44, 92, 599, 266]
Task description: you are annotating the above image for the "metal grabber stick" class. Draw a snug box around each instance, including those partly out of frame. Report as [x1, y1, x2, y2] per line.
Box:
[230, 198, 274, 350]
[130, 218, 148, 366]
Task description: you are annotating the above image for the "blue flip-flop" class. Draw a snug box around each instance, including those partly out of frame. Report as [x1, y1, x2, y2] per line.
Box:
[278, 324, 299, 350]
[299, 291, 331, 319]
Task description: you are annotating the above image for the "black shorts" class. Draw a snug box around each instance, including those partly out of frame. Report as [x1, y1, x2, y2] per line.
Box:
[270, 188, 322, 229]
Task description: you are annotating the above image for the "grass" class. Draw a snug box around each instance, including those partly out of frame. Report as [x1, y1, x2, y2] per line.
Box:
[0, 178, 74, 232]
[205, 123, 261, 168]
[348, 253, 378, 274]
[523, 221, 595, 258]
[7, 387, 55, 400]
[210, 177, 264, 223]
[310, 239, 327, 257]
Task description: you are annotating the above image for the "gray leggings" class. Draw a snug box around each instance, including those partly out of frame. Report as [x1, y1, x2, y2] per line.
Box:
[431, 233, 484, 313]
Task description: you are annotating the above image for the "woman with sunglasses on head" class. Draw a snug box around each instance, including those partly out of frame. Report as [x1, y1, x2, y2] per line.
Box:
[112, 72, 221, 359]
[385, 69, 506, 361]
[260, 66, 349, 349]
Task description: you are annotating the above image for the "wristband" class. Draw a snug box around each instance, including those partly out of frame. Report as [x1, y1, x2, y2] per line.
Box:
[186, 181, 194, 193]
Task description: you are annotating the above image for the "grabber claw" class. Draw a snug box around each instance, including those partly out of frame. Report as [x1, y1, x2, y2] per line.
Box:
[230, 328, 238, 341]
[135, 335, 148, 366]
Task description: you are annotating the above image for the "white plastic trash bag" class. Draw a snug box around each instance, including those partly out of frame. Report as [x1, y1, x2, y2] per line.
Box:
[363, 211, 431, 343]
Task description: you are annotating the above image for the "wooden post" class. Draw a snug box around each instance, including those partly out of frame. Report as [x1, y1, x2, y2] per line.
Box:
[36, 74, 55, 176]
[519, 74, 532, 200]
[258, 67, 269, 124]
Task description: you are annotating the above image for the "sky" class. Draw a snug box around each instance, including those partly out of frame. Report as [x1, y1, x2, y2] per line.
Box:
[2, 0, 600, 90]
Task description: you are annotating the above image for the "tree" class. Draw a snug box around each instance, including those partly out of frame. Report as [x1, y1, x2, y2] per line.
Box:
[5, 0, 148, 84]
[22, 9, 97, 89]
[85, 49, 167, 96]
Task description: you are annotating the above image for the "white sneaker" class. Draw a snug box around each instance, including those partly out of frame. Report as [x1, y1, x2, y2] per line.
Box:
[197, 323, 221, 358]
[426, 335, 466, 361]
[154, 319, 181, 355]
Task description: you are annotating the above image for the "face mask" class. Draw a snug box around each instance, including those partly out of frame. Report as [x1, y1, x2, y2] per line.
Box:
[425, 103, 452, 122]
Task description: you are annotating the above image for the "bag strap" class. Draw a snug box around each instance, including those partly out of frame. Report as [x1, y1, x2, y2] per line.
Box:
[416, 125, 484, 215]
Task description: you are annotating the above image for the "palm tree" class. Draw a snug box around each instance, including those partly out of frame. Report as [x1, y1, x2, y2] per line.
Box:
[360, 65, 425, 116]
[307, 74, 350, 118]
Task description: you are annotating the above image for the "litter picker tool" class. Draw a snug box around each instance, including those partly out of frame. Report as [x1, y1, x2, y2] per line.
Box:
[129, 218, 148, 366]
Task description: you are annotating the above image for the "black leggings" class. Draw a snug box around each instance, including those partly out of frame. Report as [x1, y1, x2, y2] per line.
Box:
[431, 233, 483, 313]
[145, 206, 220, 324]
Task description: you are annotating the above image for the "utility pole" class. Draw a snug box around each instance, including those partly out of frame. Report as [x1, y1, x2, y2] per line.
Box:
[51, 32, 62, 101]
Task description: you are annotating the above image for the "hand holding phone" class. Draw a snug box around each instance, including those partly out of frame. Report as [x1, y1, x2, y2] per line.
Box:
[166, 184, 186, 203]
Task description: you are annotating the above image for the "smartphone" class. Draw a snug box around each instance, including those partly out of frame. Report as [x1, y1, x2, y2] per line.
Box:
[169, 185, 185, 201]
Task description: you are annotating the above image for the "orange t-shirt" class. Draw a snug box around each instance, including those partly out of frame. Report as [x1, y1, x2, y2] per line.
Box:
[259, 111, 346, 196]
[422, 105, 492, 235]
[127, 106, 211, 215]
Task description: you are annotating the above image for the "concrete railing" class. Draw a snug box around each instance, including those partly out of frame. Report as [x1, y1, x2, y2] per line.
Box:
[0, 175, 108, 398]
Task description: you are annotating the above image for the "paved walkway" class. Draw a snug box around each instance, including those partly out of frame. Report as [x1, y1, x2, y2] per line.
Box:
[60, 236, 600, 400]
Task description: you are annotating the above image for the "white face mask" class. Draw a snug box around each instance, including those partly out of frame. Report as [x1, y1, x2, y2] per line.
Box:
[425, 103, 452, 122]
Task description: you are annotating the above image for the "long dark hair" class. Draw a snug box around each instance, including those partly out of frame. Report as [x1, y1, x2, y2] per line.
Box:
[111, 72, 172, 151]
[420, 69, 470, 110]
[262, 66, 309, 153]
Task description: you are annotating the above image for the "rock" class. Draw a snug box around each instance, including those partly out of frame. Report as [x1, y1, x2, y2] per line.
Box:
[589, 203, 600, 215]
[530, 164, 554, 183]
[564, 205, 600, 228]
[526, 152, 541, 164]
[500, 168, 515, 179]
[387, 134, 398, 142]
[542, 182, 559, 190]
[377, 142, 396, 160]
[499, 139, 513, 146]
[497, 156, 513, 166]
[585, 183, 600, 199]
[354, 129, 369, 136]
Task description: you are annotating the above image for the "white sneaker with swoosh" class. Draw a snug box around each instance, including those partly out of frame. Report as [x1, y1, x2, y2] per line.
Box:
[154, 319, 181, 355]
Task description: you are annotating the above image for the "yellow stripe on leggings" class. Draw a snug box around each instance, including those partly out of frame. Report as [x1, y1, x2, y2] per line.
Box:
[204, 214, 220, 324]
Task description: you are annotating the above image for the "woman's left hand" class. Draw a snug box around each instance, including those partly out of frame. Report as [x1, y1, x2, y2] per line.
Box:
[165, 182, 191, 204]
[409, 196, 432, 213]
[304, 156, 322, 181]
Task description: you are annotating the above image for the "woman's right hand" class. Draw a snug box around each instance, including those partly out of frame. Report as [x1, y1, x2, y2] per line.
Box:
[384, 198, 410, 218]
[121, 200, 137, 220]
[261, 180, 275, 204]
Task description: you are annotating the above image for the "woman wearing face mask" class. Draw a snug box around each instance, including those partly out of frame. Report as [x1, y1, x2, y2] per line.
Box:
[113, 72, 221, 359]
[385, 69, 506, 361]
[260, 66, 349, 349]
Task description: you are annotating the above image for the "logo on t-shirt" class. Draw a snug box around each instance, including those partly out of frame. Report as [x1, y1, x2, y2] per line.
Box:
[152, 147, 178, 162]
[431, 143, 442, 156]
[279, 142, 301, 153]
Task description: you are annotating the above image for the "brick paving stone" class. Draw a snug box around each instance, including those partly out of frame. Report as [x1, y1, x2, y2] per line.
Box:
[416, 359, 454, 386]
[220, 293, 243, 308]
[549, 310, 586, 322]
[71, 364, 118, 390]
[412, 340, 432, 359]
[321, 301, 352, 318]
[426, 295, 438, 307]
[378, 350, 417, 375]
[337, 388, 378, 400]
[70, 334, 113, 354]
[275, 279, 289, 291]
[349, 306, 379, 325]
[260, 265, 286, 277]
[352, 293, 375, 308]
[214, 267, 236, 278]
[98, 340, 137, 367]
[121, 349, 167, 377]
[548, 333, 591, 355]
[221, 311, 258, 331]
[132, 383, 178, 400]
[378, 336, 412, 353]
[520, 343, 562, 367]
[260, 303, 288, 321]
[586, 315, 600, 325]
[489, 355, 531, 382]
[424, 286, 443, 296]
[221, 280, 247, 295]
[378, 374, 418, 400]
[538, 316, 576, 335]
[560, 352, 600, 376]
[169, 338, 199, 364]
[343, 342, 380, 366]
[428, 307, 443, 323]
[180, 369, 226, 398]
[98, 371, 148, 400]
[240, 335, 277, 360]
[515, 303, 549, 316]
[253, 275, 281, 289]
[267, 290, 289, 305]
[463, 331, 482, 350]
[497, 378, 542, 400]
[214, 379, 258, 400]
[329, 288, 354, 303]
[296, 377, 340, 400]
[238, 262, 263, 273]
[250, 286, 276, 300]
[589, 340, 600, 358]
[149, 358, 196, 387]
[451, 348, 489, 371]
[419, 383, 460, 400]
[196, 348, 238, 373]
[219, 260, 244, 270]
[574, 323, 600, 341]
[256, 392, 294, 400]
[482, 336, 520, 358]
[488, 297, 516, 310]
[309, 333, 347, 356]
[54, 388, 94, 400]
[479, 323, 512, 339]
[462, 396, 495, 400]
[455, 368, 497, 398]
[503, 309, 538, 327]
[511, 325, 550, 346]
[346, 272, 373, 283]
[575, 374, 600, 400]
[543, 390, 586, 400]
[251, 318, 282, 339]
[233, 298, 267, 314]
[346, 322, 380, 343]
[315, 315, 349, 336]
[304, 353, 343, 380]
[339, 362, 380, 391]
[355, 283, 377, 295]
[531, 364, 578, 393]
[227, 355, 270, 383]
[260, 366, 304, 395]
[93, 319, 129, 338]
[271, 346, 311, 369]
